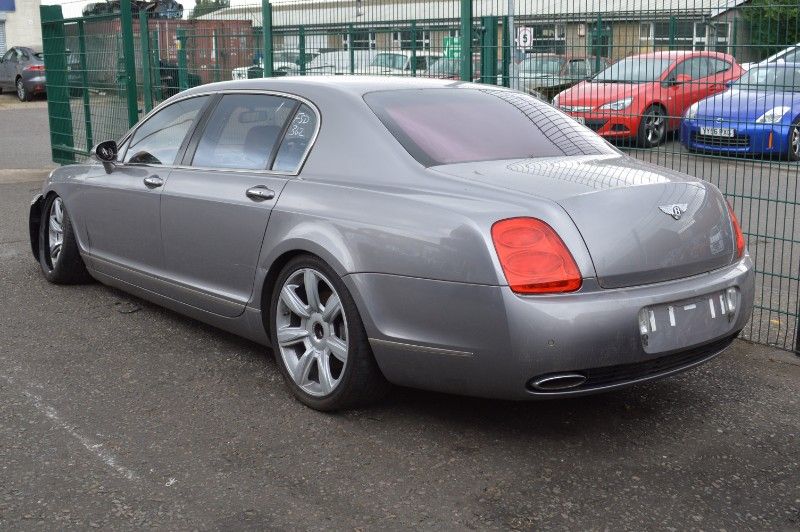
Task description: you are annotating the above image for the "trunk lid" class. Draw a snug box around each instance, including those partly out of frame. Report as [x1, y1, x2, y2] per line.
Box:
[431, 155, 736, 288]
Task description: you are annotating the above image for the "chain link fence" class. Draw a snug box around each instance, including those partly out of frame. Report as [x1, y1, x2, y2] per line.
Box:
[40, 0, 799, 353]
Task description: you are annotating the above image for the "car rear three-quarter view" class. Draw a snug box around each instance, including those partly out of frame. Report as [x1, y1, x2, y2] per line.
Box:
[29, 77, 754, 411]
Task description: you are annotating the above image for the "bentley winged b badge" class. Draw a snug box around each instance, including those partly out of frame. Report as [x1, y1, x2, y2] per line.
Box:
[659, 203, 689, 220]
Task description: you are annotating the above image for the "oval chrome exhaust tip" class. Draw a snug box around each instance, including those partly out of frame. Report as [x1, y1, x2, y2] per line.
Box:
[530, 373, 587, 392]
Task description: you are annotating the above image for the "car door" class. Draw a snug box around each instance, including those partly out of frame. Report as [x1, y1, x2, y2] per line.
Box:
[0, 48, 17, 89]
[665, 57, 711, 126]
[79, 95, 212, 291]
[161, 92, 318, 317]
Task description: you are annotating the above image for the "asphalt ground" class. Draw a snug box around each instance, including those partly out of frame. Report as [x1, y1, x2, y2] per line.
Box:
[1, 99, 799, 530]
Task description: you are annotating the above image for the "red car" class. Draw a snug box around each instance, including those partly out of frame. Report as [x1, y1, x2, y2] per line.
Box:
[553, 51, 743, 147]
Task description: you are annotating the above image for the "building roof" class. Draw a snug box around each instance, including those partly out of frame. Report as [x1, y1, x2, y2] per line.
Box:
[199, 0, 750, 27]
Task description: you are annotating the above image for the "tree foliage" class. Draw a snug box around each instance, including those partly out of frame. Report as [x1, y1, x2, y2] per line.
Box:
[189, 0, 231, 19]
[742, 0, 800, 59]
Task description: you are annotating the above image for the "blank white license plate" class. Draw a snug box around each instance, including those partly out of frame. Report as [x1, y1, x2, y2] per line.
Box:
[700, 127, 735, 137]
[574, 117, 586, 125]
[639, 288, 739, 353]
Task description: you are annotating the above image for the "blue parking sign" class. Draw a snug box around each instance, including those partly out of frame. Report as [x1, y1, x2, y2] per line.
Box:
[0, 0, 15, 12]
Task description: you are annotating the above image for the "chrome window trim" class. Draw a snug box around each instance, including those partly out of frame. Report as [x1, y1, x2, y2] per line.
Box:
[118, 88, 321, 177]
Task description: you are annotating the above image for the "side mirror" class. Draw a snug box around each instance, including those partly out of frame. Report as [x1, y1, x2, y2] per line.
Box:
[91, 140, 118, 173]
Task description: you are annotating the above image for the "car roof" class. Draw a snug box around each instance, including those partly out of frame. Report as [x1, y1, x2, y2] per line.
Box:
[630, 50, 732, 61]
[180, 76, 487, 99]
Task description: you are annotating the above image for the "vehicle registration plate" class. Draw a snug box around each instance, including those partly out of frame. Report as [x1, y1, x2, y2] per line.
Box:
[638, 288, 739, 353]
[574, 117, 586, 125]
[700, 127, 735, 138]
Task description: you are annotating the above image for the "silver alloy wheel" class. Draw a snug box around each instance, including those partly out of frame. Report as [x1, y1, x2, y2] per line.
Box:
[791, 125, 800, 159]
[275, 268, 349, 397]
[48, 197, 65, 266]
[16, 79, 25, 101]
[644, 109, 665, 145]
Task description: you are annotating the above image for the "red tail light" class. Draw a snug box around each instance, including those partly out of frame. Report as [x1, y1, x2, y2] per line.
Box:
[25, 65, 45, 72]
[727, 201, 745, 259]
[491, 217, 582, 294]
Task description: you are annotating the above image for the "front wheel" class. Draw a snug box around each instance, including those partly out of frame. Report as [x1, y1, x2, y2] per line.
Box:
[637, 105, 667, 148]
[789, 120, 800, 162]
[269, 255, 387, 411]
[37, 195, 92, 284]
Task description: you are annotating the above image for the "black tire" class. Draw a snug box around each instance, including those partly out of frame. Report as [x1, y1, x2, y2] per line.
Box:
[637, 105, 667, 148]
[789, 119, 800, 162]
[37, 194, 92, 284]
[16, 77, 31, 102]
[269, 254, 388, 411]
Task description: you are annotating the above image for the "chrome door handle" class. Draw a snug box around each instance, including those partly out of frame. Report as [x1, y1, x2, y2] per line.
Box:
[246, 186, 275, 201]
[143, 176, 164, 188]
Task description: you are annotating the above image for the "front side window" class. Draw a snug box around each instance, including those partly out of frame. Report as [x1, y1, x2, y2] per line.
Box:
[364, 88, 614, 167]
[372, 53, 407, 70]
[124, 95, 209, 165]
[192, 94, 297, 170]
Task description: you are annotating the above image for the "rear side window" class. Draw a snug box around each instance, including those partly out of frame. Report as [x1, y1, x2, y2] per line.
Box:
[191, 94, 297, 170]
[708, 58, 732, 74]
[673, 58, 711, 80]
[272, 104, 318, 173]
[364, 88, 614, 166]
[124, 95, 209, 165]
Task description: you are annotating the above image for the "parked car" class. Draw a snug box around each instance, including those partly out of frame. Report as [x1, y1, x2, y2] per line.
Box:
[512, 54, 610, 101]
[29, 77, 753, 411]
[742, 43, 800, 71]
[82, 0, 183, 19]
[297, 50, 379, 75]
[355, 51, 442, 75]
[231, 50, 320, 80]
[681, 63, 800, 160]
[554, 51, 743, 147]
[0, 46, 46, 101]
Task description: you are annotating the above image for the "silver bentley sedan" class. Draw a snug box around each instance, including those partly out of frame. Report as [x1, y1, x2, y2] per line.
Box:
[29, 77, 754, 411]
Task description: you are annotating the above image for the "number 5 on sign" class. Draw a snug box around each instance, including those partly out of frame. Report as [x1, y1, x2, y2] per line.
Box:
[517, 27, 533, 48]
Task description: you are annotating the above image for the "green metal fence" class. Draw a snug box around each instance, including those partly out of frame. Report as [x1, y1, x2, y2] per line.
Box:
[40, 0, 799, 354]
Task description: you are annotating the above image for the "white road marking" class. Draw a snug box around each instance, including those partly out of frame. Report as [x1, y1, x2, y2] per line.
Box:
[668, 306, 676, 327]
[0, 373, 140, 482]
[649, 310, 657, 332]
[709, 297, 716, 319]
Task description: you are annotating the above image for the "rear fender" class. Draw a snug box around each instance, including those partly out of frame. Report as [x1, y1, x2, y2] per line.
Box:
[29, 194, 44, 261]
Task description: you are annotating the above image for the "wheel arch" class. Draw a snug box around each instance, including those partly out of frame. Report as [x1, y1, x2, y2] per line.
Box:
[29, 193, 45, 261]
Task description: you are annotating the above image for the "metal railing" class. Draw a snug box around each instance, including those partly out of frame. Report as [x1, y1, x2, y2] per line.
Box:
[40, 0, 799, 353]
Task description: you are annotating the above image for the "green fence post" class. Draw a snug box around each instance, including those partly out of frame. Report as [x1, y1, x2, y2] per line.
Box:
[481, 16, 497, 84]
[119, 0, 139, 126]
[214, 30, 221, 82]
[501, 17, 510, 87]
[410, 21, 417, 77]
[138, 10, 152, 113]
[299, 26, 306, 75]
[459, 0, 472, 81]
[669, 16, 677, 51]
[151, 29, 163, 102]
[261, 0, 273, 77]
[177, 28, 189, 91]
[77, 20, 94, 150]
[40, 5, 75, 164]
[348, 24, 355, 74]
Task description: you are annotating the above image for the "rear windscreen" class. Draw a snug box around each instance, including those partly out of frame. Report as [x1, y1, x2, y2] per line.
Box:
[364, 88, 614, 166]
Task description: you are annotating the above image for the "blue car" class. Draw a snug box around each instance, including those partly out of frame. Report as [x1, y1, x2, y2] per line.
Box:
[681, 63, 800, 160]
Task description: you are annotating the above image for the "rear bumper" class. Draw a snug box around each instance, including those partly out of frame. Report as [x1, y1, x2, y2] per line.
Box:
[348, 257, 754, 400]
[680, 118, 793, 155]
[23, 75, 47, 95]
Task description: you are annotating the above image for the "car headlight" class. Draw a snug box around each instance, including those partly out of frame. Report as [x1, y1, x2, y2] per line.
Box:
[599, 97, 633, 111]
[684, 103, 699, 120]
[755, 106, 791, 124]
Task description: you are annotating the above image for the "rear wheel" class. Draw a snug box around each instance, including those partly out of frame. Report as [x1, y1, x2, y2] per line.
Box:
[637, 105, 667, 148]
[270, 255, 387, 411]
[38, 195, 92, 284]
[16, 78, 30, 102]
[789, 119, 800, 162]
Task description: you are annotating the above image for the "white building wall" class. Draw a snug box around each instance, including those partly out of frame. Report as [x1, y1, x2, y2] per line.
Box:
[0, 0, 42, 53]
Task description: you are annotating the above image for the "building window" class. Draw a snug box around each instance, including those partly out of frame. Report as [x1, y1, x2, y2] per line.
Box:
[694, 22, 730, 52]
[392, 30, 431, 50]
[518, 23, 566, 54]
[644, 20, 695, 50]
[342, 31, 376, 50]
